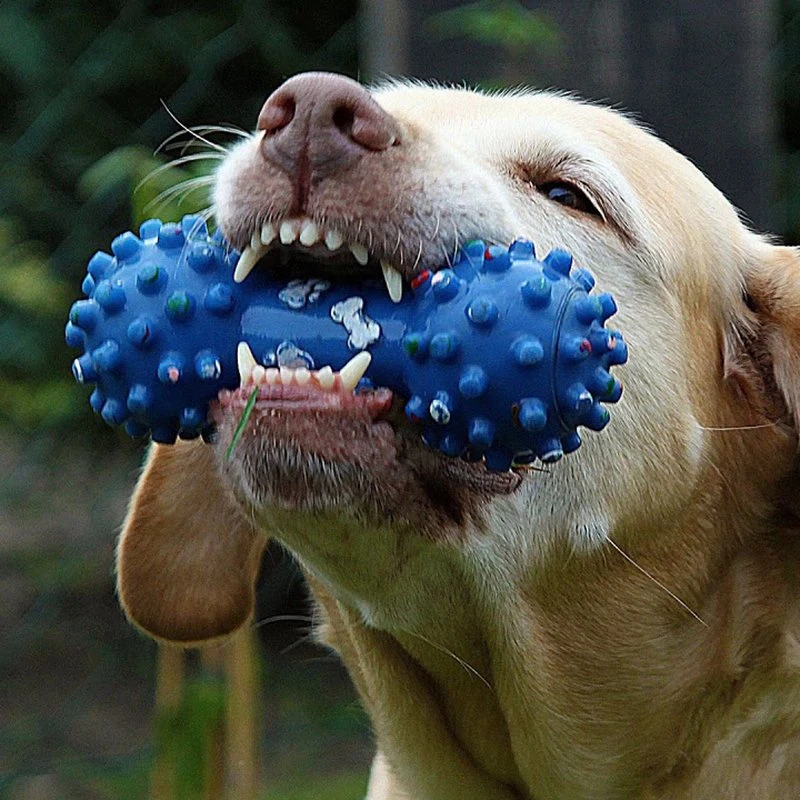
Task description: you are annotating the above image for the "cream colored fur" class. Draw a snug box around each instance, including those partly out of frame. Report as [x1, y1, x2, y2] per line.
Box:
[118, 80, 800, 799]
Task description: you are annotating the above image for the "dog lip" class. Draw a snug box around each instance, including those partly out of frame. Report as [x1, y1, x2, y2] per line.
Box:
[209, 384, 400, 469]
[212, 384, 393, 418]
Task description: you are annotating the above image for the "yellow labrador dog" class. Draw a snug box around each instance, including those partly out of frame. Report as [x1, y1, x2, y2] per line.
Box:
[117, 73, 800, 798]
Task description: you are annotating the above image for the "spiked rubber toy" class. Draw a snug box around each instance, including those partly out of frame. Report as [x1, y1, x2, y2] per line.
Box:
[66, 216, 628, 471]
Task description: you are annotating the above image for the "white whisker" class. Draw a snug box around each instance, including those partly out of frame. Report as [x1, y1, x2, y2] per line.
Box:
[698, 420, 782, 432]
[604, 536, 707, 627]
[198, 205, 216, 226]
[252, 614, 314, 630]
[399, 628, 494, 691]
[411, 237, 424, 272]
[135, 152, 225, 192]
[159, 101, 228, 153]
[142, 177, 215, 214]
[431, 212, 441, 241]
[163, 140, 228, 157]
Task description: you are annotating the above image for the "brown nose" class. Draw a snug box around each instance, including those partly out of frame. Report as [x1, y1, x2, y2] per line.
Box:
[257, 72, 400, 187]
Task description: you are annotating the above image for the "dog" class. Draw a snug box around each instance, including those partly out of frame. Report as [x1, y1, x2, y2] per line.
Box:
[116, 73, 800, 798]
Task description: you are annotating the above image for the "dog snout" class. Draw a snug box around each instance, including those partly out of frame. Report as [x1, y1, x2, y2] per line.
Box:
[257, 72, 400, 188]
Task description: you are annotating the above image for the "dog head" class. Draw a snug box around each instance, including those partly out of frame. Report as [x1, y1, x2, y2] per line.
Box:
[117, 73, 800, 646]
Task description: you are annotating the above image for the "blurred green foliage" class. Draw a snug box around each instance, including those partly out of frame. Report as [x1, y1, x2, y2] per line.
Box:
[427, 0, 558, 61]
[1, 0, 358, 435]
[154, 674, 228, 798]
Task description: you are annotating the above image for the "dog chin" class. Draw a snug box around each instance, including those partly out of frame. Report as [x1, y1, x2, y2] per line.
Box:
[211, 397, 398, 509]
[210, 396, 522, 538]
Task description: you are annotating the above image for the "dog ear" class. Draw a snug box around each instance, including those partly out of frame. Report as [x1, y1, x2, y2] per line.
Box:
[116, 439, 266, 645]
[736, 244, 800, 422]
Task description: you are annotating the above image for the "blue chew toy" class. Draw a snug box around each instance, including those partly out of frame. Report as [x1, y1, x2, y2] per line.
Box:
[66, 216, 627, 471]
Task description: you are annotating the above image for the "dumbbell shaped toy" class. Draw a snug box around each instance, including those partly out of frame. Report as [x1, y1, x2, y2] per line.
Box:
[66, 215, 627, 471]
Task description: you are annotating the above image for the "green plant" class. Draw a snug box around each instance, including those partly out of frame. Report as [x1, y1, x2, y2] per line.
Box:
[426, 0, 559, 81]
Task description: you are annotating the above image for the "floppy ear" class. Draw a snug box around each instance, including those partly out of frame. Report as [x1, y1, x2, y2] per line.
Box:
[739, 244, 800, 422]
[116, 439, 266, 645]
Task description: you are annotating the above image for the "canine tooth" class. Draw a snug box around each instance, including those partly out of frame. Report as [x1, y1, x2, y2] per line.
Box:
[339, 351, 372, 391]
[279, 366, 293, 384]
[295, 367, 311, 385]
[265, 368, 279, 385]
[233, 244, 264, 283]
[350, 243, 369, 266]
[252, 365, 266, 385]
[280, 219, 300, 244]
[299, 221, 320, 246]
[261, 222, 277, 245]
[316, 366, 335, 389]
[325, 229, 344, 250]
[237, 342, 257, 383]
[381, 260, 403, 303]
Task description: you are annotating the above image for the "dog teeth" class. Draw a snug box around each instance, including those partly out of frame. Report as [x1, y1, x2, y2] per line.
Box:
[280, 219, 300, 244]
[237, 341, 258, 383]
[380, 260, 403, 303]
[299, 221, 320, 246]
[261, 222, 277, 245]
[349, 242, 369, 266]
[316, 365, 335, 389]
[325, 229, 344, 250]
[338, 351, 372, 391]
[233, 345, 377, 401]
[233, 244, 264, 283]
[236, 218, 408, 305]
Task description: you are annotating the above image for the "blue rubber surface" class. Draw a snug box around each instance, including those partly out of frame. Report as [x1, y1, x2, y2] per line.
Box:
[67, 216, 627, 470]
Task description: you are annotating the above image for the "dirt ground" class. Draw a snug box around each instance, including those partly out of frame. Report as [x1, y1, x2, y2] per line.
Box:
[0, 427, 373, 799]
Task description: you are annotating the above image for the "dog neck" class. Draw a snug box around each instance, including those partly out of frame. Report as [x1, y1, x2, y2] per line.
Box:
[259, 444, 799, 798]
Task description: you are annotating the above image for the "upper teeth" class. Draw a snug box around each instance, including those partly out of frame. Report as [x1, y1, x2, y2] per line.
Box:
[380, 259, 403, 303]
[324, 229, 343, 250]
[232, 216, 404, 304]
[349, 242, 368, 266]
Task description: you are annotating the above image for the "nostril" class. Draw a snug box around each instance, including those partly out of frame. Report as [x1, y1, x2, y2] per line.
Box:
[351, 114, 398, 150]
[332, 103, 398, 150]
[258, 96, 295, 134]
[332, 104, 355, 138]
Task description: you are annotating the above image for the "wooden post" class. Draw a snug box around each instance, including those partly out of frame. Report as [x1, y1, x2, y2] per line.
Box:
[199, 645, 226, 800]
[224, 625, 260, 799]
[149, 646, 185, 800]
[149, 626, 261, 800]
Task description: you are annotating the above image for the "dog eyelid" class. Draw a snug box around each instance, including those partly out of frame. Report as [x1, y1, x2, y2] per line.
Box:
[508, 156, 638, 241]
[539, 180, 602, 217]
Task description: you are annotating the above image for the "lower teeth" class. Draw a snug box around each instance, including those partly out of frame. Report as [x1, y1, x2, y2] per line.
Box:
[236, 341, 372, 393]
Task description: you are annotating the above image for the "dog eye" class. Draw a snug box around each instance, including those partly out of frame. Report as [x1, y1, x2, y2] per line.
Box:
[540, 181, 600, 217]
